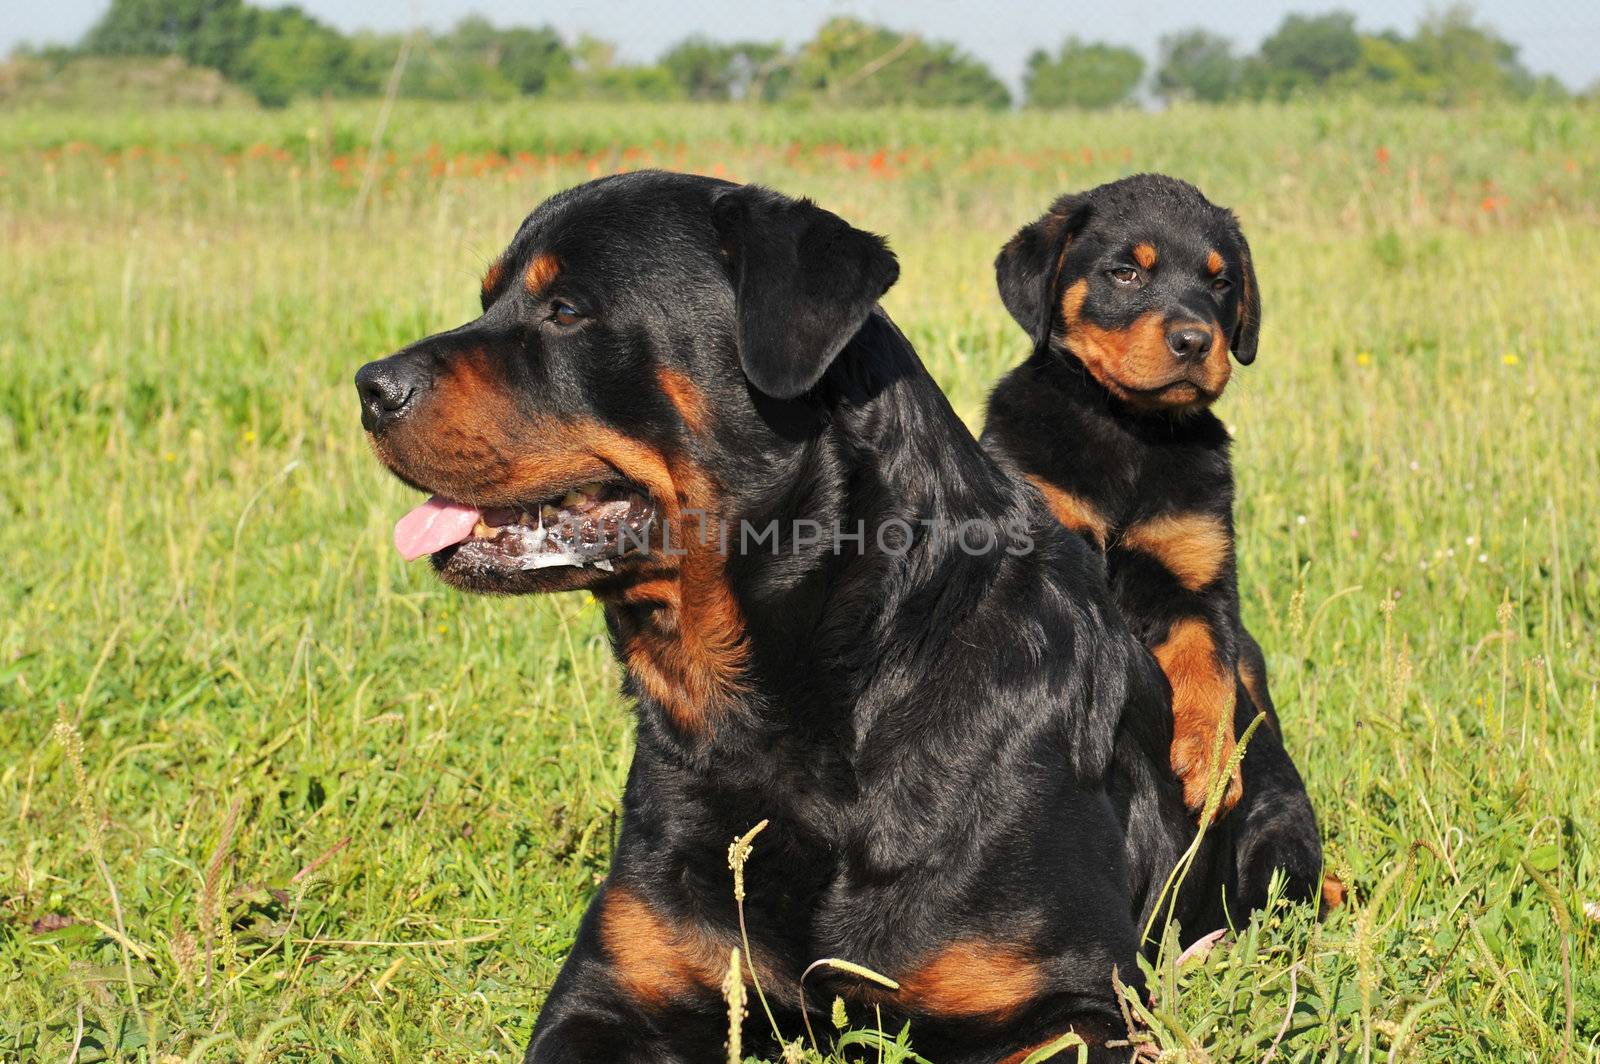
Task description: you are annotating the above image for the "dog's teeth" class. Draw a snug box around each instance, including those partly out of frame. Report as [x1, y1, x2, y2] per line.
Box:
[562, 489, 588, 508]
[593, 559, 613, 572]
[472, 520, 497, 539]
[578, 481, 603, 494]
[541, 504, 559, 522]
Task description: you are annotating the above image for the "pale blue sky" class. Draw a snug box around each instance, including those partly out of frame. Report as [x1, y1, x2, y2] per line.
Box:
[8, 1, 1598, 91]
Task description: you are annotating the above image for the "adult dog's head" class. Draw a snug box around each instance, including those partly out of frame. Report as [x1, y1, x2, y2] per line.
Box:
[356, 172, 899, 731]
[357, 171, 897, 597]
[995, 173, 1259, 414]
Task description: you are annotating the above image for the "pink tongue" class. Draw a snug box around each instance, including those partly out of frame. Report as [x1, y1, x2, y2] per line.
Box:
[393, 495, 482, 561]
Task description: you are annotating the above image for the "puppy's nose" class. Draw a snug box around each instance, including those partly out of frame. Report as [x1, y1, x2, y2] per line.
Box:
[1166, 326, 1212, 362]
[355, 357, 425, 432]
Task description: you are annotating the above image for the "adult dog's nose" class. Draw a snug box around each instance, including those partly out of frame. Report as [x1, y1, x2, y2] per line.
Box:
[1165, 326, 1212, 363]
[355, 357, 425, 432]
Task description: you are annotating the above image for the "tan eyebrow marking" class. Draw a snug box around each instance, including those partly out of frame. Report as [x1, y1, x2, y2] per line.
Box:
[1133, 243, 1158, 270]
[524, 251, 560, 295]
[480, 257, 505, 302]
[1206, 249, 1225, 275]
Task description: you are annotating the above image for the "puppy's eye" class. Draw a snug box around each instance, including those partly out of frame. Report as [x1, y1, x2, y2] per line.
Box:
[551, 301, 583, 327]
[1109, 267, 1141, 286]
[1211, 277, 1232, 293]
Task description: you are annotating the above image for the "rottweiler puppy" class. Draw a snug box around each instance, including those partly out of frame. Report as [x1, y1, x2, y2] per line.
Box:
[357, 171, 1254, 1063]
[981, 173, 1332, 913]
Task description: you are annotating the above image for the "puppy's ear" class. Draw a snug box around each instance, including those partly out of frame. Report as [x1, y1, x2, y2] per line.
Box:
[1227, 213, 1261, 365]
[711, 185, 899, 400]
[995, 193, 1093, 349]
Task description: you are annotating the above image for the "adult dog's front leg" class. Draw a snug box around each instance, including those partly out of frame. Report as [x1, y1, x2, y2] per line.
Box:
[524, 886, 732, 1064]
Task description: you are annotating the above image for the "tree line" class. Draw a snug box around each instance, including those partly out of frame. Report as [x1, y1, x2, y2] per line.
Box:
[26, 0, 1574, 108]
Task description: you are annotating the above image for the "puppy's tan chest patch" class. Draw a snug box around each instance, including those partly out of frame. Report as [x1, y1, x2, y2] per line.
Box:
[1117, 511, 1230, 591]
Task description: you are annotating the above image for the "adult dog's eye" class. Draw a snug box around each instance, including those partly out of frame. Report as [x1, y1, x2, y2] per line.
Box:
[1211, 277, 1232, 293]
[1109, 267, 1141, 286]
[551, 302, 583, 327]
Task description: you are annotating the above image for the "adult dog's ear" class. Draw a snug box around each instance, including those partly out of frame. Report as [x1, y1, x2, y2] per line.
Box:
[711, 185, 899, 400]
[995, 192, 1093, 349]
[1226, 212, 1261, 365]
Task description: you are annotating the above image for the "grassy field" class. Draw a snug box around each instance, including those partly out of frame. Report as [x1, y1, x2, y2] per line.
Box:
[2, 98, 1598, 1061]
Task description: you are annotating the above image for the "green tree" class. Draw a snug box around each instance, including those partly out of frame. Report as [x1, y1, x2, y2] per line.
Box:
[81, 0, 258, 75]
[232, 6, 364, 105]
[1023, 38, 1144, 109]
[556, 34, 683, 101]
[660, 37, 784, 101]
[80, 0, 366, 105]
[1154, 29, 1239, 103]
[445, 16, 570, 95]
[791, 17, 1010, 108]
[343, 20, 570, 103]
[1403, 4, 1555, 104]
[1245, 12, 1361, 99]
[1332, 31, 1435, 101]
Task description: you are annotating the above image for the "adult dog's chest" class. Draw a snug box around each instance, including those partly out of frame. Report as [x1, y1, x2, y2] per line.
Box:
[634, 710, 1058, 964]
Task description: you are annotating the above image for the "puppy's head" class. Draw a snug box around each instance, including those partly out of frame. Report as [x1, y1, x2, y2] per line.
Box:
[996, 173, 1260, 413]
[355, 170, 898, 598]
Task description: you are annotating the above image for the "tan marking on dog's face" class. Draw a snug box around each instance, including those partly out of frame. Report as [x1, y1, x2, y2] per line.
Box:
[524, 251, 559, 295]
[1206, 249, 1225, 275]
[1119, 511, 1230, 591]
[615, 509, 748, 739]
[1133, 242, 1158, 270]
[367, 345, 746, 734]
[480, 257, 506, 304]
[600, 450, 747, 736]
[1059, 280, 1230, 412]
[1025, 474, 1110, 548]
[655, 365, 711, 435]
[1153, 617, 1240, 814]
[370, 350, 627, 508]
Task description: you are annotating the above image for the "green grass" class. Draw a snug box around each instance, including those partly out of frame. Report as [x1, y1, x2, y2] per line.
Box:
[2, 99, 1598, 1061]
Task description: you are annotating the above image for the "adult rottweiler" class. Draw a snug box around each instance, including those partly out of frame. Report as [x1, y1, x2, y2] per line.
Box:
[982, 173, 1333, 913]
[357, 171, 1236, 1063]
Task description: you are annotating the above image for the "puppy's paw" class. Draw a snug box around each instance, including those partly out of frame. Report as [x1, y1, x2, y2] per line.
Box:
[1171, 730, 1242, 817]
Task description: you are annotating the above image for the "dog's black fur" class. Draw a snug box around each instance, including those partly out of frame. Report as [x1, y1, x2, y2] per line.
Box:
[982, 173, 1332, 915]
[358, 172, 1267, 1063]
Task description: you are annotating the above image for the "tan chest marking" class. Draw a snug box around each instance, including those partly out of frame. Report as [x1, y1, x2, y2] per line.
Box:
[1119, 511, 1230, 591]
